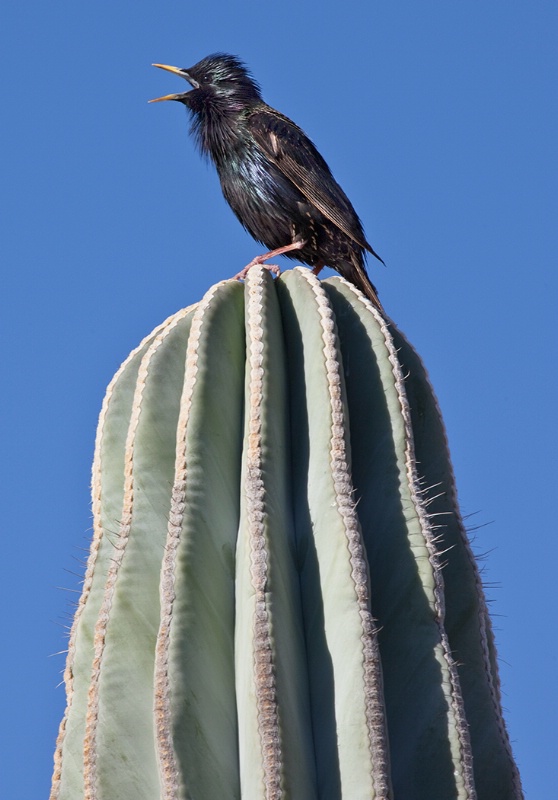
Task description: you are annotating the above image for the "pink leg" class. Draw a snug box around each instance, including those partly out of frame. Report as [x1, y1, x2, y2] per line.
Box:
[312, 262, 325, 276]
[233, 240, 307, 281]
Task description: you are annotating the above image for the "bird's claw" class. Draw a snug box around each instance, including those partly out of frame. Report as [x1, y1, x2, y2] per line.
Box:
[233, 261, 281, 281]
[233, 240, 306, 281]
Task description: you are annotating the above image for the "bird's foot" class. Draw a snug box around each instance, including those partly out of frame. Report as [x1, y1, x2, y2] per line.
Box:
[233, 261, 281, 281]
[233, 240, 307, 281]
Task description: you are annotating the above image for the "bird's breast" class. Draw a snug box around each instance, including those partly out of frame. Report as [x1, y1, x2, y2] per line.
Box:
[219, 146, 301, 211]
[215, 148, 303, 249]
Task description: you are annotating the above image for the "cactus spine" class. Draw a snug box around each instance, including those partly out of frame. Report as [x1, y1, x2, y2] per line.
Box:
[51, 267, 522, 800]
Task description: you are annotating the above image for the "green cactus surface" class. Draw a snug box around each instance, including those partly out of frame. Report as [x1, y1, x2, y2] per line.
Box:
[51, 267, 523, 800]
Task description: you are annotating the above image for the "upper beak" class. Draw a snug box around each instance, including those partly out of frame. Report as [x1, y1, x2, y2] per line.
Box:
[149, 63, 198, 103]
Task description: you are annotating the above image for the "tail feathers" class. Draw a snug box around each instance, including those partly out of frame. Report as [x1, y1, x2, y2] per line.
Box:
[364, 241, 386, 267]
[345, 257, 384, 311]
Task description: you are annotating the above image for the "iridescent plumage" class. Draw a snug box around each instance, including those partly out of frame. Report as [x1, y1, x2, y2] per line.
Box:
[151, 53, 384, 308]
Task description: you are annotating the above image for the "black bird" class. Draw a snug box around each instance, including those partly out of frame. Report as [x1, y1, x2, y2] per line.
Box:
[150, 53, 384, 308]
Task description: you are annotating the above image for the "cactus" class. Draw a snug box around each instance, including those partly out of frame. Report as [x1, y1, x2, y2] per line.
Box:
[51, 267, 522, 800]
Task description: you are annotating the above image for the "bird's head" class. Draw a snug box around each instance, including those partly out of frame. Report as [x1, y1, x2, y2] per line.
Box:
[150, 53, 262, 114]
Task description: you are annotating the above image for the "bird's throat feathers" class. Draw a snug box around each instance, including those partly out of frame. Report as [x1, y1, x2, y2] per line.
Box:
[187, 98, 256, 166]
[154, 53, 262, 164]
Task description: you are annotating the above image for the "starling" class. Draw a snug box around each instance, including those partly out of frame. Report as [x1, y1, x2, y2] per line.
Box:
[150, 53, 384, 308]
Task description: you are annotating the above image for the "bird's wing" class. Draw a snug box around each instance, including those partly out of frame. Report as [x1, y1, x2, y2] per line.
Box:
[248, 107, 373, 253]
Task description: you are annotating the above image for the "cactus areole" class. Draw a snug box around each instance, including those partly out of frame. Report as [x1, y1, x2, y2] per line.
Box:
[51, 267, 522, 800]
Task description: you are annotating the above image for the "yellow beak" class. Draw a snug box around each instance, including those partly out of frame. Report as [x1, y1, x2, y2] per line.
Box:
[152, 63, 185, 77]
[149, 63, 193, 103]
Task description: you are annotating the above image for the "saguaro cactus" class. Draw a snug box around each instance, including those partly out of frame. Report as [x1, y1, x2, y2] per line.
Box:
[51, 267, 523, 800]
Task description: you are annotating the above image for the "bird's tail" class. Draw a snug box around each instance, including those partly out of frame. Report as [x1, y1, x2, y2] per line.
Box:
[347, 256, 384, 311]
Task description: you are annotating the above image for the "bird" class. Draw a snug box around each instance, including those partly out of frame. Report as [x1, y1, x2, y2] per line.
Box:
[150, 53, 384, 308]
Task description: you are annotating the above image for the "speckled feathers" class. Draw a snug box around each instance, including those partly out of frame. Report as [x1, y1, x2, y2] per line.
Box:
[152, 53, 383, 307]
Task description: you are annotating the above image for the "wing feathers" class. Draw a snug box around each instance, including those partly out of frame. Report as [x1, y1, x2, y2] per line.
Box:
[249, 108, 374, 253]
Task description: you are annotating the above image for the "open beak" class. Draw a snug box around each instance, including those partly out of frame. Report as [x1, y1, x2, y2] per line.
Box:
[149, 63, 199, 103]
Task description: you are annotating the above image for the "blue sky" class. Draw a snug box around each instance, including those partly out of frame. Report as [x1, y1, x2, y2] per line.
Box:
[2, 2, 556, 797]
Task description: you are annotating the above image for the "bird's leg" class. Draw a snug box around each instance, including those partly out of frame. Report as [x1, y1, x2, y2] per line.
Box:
[312, 261, 325, 276]
[233, 240, 307, 281]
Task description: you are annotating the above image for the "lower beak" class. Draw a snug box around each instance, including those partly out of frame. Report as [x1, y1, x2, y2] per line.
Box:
[149, 63, 196, 103]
